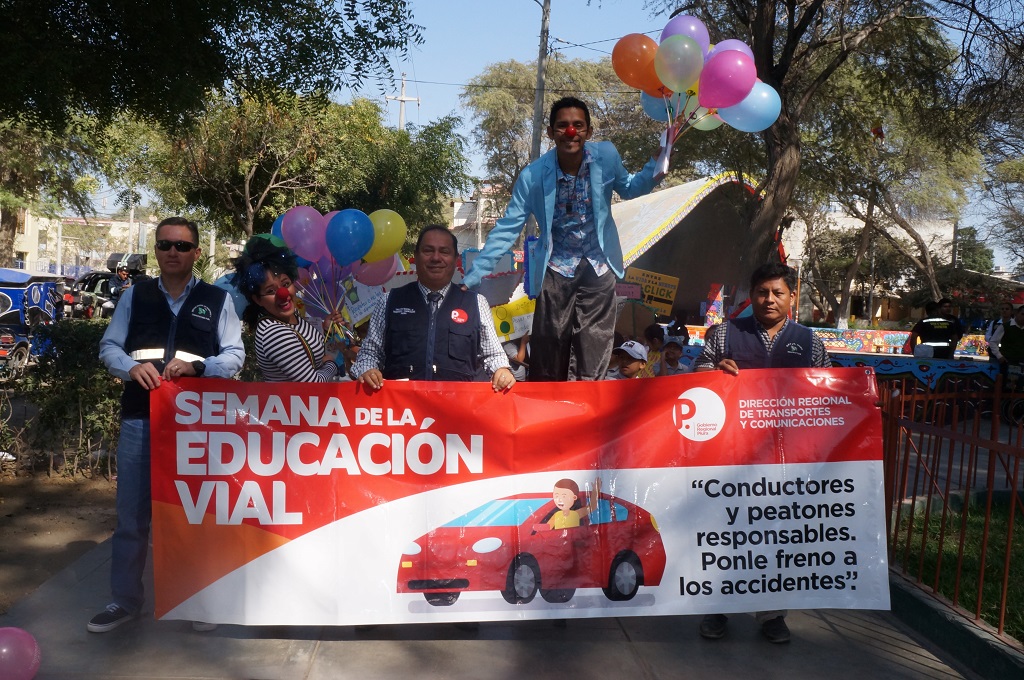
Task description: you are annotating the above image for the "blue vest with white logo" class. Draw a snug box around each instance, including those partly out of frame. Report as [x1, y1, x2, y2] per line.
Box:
[122, 278, 224, 419]
[383, 282, 481, 381]
[725, 316, 814, 369]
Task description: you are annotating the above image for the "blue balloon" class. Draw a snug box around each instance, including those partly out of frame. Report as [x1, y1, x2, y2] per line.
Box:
[271, 214, 285, 240]
[717, 81, 782, 133]
[640, 91, 674, 122]
[294, 254, 313, 269]
[213, 273, 248, 318]
[325, 209, 374, 266]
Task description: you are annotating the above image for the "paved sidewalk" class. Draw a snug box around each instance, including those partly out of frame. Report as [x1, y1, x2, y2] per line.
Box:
[2, 539, 979, 680]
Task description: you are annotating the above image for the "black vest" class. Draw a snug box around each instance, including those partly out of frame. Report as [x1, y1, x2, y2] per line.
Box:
[1000, 325, 1024, 364]
[725, 316, 815, 369]
[121, 278, 225, 419]
[382, 283, 482, 381]
[915, 316, 958, 359]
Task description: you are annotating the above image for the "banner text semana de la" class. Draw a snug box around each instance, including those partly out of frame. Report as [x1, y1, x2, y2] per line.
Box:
[150, 368, 889, 625]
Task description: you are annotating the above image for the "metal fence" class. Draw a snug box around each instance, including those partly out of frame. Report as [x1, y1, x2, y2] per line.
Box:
[881, 372, 1023, 647]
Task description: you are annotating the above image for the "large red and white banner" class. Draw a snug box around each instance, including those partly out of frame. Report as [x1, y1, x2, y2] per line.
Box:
[150, 368, 889, 625]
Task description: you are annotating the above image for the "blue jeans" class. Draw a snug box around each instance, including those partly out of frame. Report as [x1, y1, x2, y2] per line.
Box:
[110, 419, 150, 614]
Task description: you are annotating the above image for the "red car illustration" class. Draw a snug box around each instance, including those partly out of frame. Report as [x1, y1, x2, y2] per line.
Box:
[397, 492, 667, 606]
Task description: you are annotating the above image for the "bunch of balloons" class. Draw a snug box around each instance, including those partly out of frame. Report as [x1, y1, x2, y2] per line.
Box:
[612, 15, 782, 139]
[271, 206, 407, 320]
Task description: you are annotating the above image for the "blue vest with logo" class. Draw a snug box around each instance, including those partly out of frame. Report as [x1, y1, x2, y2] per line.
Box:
[383, 282, 481, 381]
[725, 316, 814, 369]
[122, 278, 225, 419]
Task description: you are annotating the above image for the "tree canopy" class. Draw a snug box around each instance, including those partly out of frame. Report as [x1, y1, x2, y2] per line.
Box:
[0, 1, 422, 130]
[105, 95, 471, 240]
[640, 0, 1024, 280]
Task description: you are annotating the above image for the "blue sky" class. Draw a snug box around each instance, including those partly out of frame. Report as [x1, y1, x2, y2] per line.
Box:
[340, 1, 1008, 269]
[366, 1, 671, 175]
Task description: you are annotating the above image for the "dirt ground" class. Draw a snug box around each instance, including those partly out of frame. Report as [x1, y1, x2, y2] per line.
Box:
[0, 473, 117, 614]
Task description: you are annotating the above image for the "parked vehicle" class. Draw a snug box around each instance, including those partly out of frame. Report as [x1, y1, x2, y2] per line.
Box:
[0, 268, 64, 377]
[67, 253, 148, 319]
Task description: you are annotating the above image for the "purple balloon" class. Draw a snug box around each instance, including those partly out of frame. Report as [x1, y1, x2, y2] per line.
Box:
[659, 14, 710, 55]
[718, 81, 782, 133]
[325, 209, 374, 266]
[707, 39, 754, 62]
[698, 50, 757, 109]
[281, 206, 326, 262]
[0, 627, 42, 680]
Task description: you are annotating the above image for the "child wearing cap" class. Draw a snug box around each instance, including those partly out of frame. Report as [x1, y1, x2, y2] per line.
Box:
[604, 340, 648, 379]
[657, 338, 692, 376]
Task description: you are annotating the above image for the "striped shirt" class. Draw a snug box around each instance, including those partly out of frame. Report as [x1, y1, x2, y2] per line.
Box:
[254, 315, 339, 382]
[694, 318, 831, 370]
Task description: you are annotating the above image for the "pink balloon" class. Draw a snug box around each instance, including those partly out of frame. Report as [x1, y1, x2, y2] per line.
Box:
[0, 627, 41, 680]
[659, 14, 710, 55]
[698, 50, 757, 109]
[280, 206, 326, 262]
[353, 254, 399, 286]
[706, 39, 754, 62]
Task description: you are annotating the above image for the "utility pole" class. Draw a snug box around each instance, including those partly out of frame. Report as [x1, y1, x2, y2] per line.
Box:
[387, 73, 420, 130]
[529, 0, 551, 163]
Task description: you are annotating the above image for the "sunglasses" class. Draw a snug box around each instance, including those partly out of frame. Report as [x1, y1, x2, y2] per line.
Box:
[155, 240, 198, 252]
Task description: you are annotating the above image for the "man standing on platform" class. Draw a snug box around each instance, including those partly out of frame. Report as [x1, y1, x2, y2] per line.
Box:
[462, 96, 665, 381]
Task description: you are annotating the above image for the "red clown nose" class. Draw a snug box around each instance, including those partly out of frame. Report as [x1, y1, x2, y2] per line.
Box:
[275, 287, 290, 303]
[564, 125, 577, 137]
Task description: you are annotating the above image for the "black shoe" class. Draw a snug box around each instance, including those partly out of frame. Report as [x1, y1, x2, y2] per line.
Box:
[87, 604, 136, 633]
[699, 614, 728, 639]
[761, 616, 791, 643]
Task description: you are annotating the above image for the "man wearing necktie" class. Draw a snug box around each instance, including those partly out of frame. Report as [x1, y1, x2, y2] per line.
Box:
[352, 225, 516, 392]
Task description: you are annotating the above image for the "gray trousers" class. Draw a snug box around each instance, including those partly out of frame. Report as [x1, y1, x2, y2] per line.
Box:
[530, 259, 616, 381]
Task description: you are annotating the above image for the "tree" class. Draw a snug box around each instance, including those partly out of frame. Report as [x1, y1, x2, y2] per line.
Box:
[0, 1, 422, 131]
[110, 96, 471, 240]
[644, 0, 1023, 281]
[0, 119, 100, 267]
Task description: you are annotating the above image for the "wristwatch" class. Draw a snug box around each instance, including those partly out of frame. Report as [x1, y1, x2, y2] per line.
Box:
[191, 360, 206, 377]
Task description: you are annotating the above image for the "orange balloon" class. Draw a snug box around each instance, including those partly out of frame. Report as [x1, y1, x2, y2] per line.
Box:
[612, 33, 659, 90]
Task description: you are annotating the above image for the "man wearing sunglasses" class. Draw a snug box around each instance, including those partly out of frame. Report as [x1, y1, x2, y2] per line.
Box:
[462, 96, 666, 382]
[89, 217, 245, 634]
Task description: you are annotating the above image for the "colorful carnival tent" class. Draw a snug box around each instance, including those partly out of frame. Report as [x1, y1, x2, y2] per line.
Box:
[613, 173, 757, 319]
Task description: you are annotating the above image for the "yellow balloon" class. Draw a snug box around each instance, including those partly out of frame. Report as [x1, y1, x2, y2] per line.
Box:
[364, 209, 408, 262]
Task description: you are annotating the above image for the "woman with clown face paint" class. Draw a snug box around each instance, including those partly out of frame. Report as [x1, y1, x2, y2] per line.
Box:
[233, 236, 345, 382]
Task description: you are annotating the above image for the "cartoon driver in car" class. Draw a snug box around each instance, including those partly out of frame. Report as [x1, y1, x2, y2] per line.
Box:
[540, 477, 602, 530]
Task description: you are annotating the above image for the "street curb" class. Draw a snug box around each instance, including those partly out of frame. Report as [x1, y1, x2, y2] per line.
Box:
[889, 573, 1024, 679]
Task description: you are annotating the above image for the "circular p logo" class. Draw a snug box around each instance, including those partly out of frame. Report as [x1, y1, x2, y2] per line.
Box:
[673, 387, 727, 441]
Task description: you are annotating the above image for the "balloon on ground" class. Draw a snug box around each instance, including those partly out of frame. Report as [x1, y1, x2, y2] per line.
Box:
[0, 627, 42, 680]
